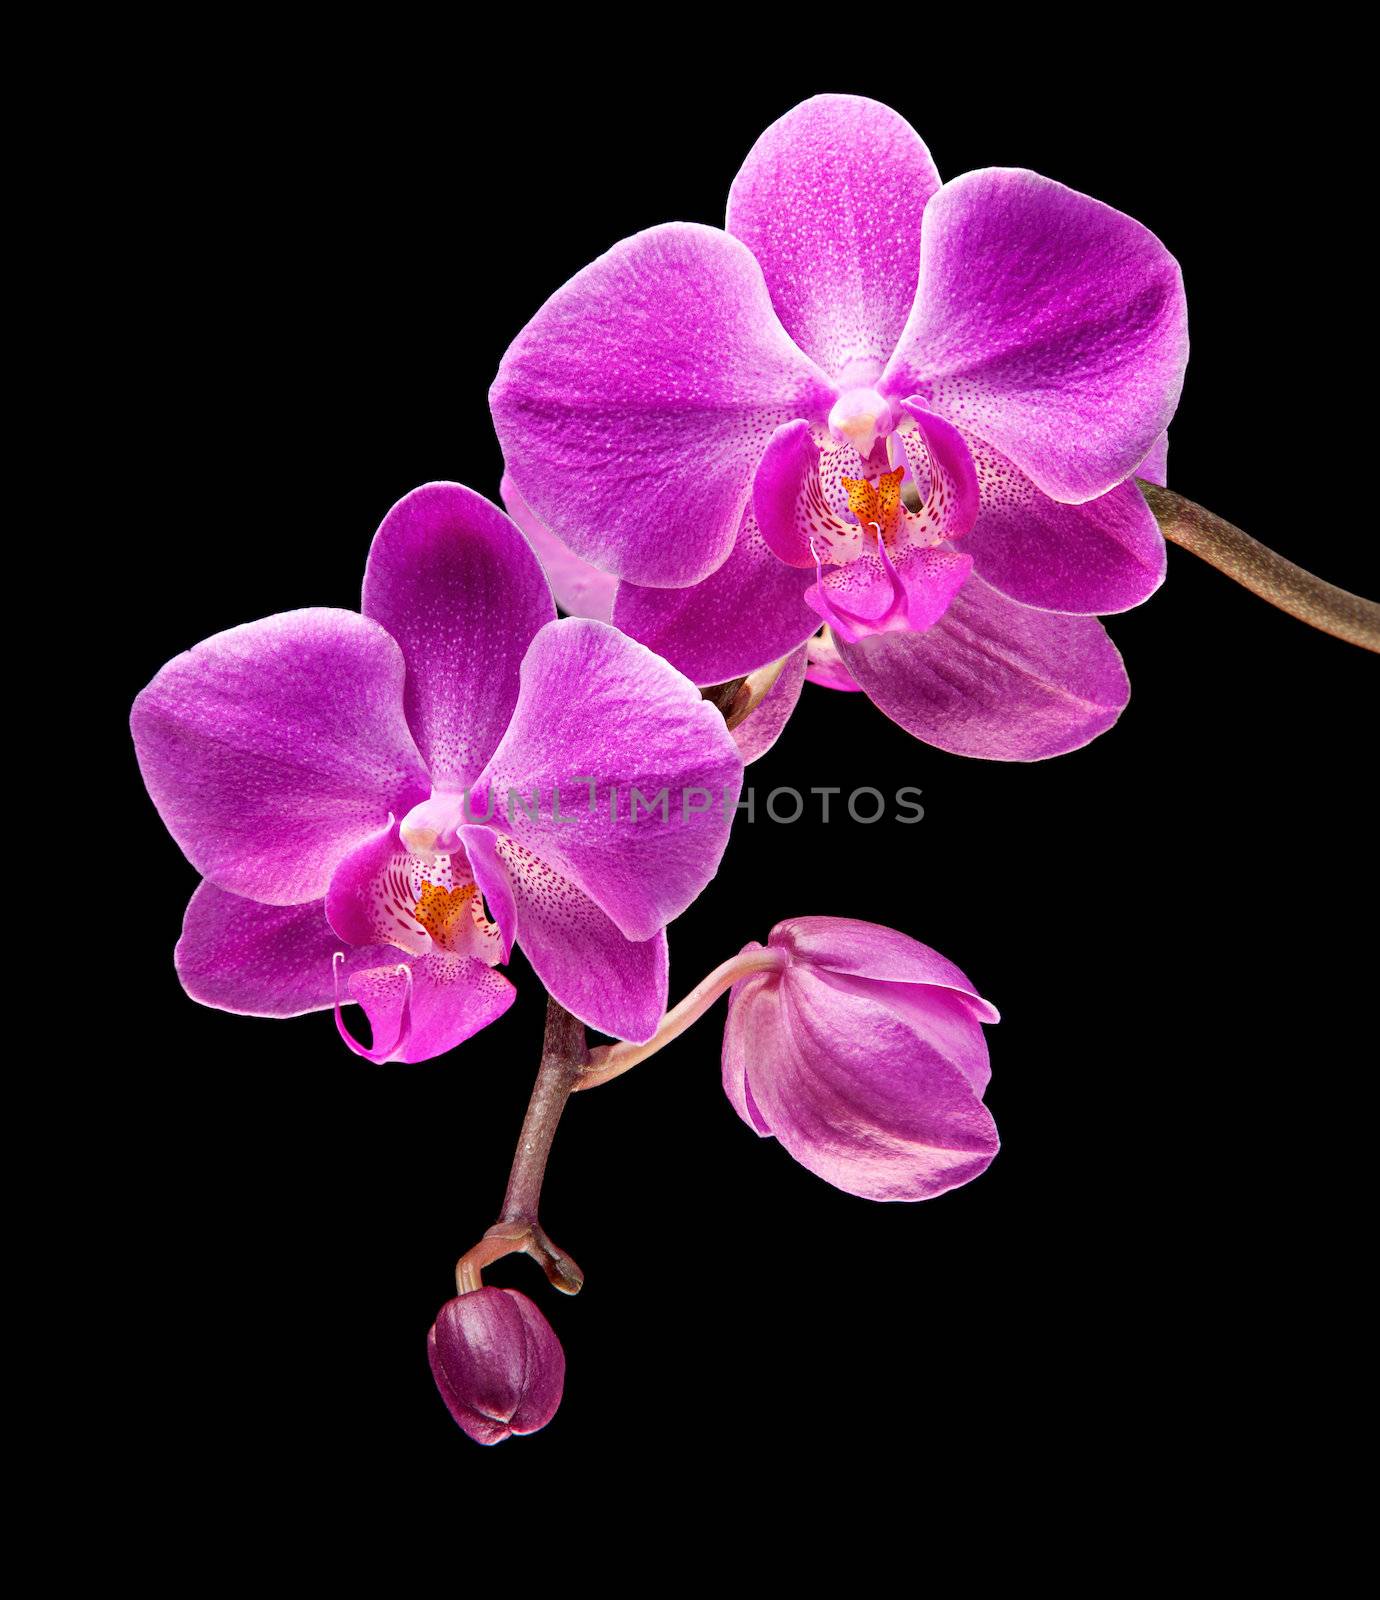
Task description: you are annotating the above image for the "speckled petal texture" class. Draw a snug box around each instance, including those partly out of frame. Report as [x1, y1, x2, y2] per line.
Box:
[362, 482, 556, 790]
[836, 574, 1130, 760]
[964, 438, 1166, 614]
[428, 1289, 565, 1445]
[490, 222, 834, 588]
[726, 93, 941, 381]
[342, 952, 516, 1066]
[473, 620, 743, 942]
[131, 609, 430, 906]
[613, 512, 817, 684]
[722, 918, 1000, 1202]
[175, 881, 395, 1016]
[460, 829, 669, 1042]
[883, 167, 1187, 504]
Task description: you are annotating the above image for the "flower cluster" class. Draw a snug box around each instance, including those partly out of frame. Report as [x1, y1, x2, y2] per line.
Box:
[133, 92, 1193, 1444]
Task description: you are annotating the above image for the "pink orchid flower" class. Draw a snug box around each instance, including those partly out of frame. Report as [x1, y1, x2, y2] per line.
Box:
[723, 917, 1000, 1201]
[132, 482, 743, 1060]
[493, 94, 1187, 760]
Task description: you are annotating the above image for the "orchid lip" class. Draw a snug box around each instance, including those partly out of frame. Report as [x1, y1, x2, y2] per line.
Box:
[333, 951, 414, 1063]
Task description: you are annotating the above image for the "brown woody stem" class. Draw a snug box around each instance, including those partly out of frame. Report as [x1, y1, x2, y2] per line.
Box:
[1138, 481, 1380, 653]
[453, 997, 589, 1297]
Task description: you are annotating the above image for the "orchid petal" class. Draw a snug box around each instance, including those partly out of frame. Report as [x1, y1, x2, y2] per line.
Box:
[726, 93, 941, 383]
[131, 609, 430, 906]
[769, 916, 1000, 1024]
[461, 829, 669, 1044]
[175, 881, 396, 1017]
[612, 511, 817, 684]
[1137, 431, 1169, 487]
[895, 401, 981, 542]
[732, 647, 807, 766]
[362, 482, 555, 790]
[472, 620, 742, 942]
[836, 573, 1130, 760]
[882, 168, 1188, 504]
[490, 222, 834, 588]
[500, 471, 617, 623]
[964, 438, 1166, 614]
[804, 628, 862, 692]
[722, 944, 775, 1135]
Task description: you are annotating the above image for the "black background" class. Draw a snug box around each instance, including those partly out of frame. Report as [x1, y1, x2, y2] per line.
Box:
[94, 34, 1374, 1536]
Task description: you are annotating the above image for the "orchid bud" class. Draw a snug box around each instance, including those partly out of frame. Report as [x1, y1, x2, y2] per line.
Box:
[722, 916, 999, 1202]
[427, 1287, 565, 1445]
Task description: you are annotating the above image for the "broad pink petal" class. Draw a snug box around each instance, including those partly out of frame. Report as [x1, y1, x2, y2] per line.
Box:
[500, 471, 617, 623]
[490, 222, 834, 588]
[805, 628, 862, 692]
[723, 965, 998, 1202]
[732, 647, 807, 766]
[726, 93, 941, 383]
[175, 881, 395, 1017]
[769, 916, 999, 1024]
[612, 511, 817, 684]
[964, 438, 1166, 614]
[132, 609, 430, 906]
[460, 829, 669, 1043]
[472, 620, 742, 941]
[836, 573, 1130, 760]
[362, 482, 555, 790]
[340, 951, 515, 1065]
[882, 168, 1188, 504]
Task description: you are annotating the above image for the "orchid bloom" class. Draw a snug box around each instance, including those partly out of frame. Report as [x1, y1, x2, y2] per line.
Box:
[722, 917, 999, 1201]
[428, 1288, 565, 1445]
[493, 94, 1187, 760]
[132, 482, 743, 1060]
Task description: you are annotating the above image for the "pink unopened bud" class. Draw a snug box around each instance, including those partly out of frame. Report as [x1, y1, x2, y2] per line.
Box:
[427, 1287, 565, 1445]
[722, 916, 1000, 1202]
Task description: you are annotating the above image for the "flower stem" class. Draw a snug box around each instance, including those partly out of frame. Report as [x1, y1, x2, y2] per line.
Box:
[1138, 481, 1380, 653]
[576, 946, 786, 1092]
[453, 997, 588, 1297]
